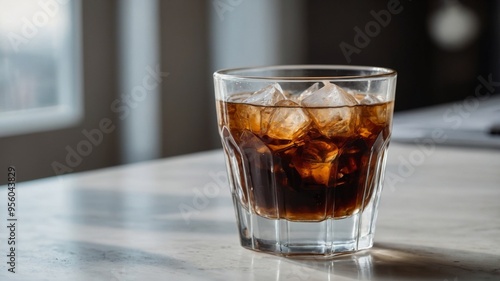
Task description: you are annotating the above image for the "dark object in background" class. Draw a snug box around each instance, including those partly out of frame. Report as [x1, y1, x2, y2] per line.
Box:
[305, 0, 498, 111]
[490, 124, 500, 135]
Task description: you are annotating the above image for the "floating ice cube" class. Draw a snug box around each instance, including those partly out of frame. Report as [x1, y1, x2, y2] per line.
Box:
[354, 93, 383, 105]
[301, 81, 357, 107]
[258, 107, 275, 135]
[228, 92, 253, 103]
[294, 161, 333, 186]
[291, 82, 320, 103]
[227, 98, 272, 136]
[292, 140, 339, 186]
[239, 103, 263, 133]
[266, 100, 311, 140]
[244, 83, 286, 106]
[301, 82, 358, 138]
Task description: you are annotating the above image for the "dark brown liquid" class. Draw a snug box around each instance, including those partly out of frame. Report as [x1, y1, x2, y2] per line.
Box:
[218, 100, 393, 221]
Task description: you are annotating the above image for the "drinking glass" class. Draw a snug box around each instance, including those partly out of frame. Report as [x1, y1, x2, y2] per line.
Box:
[214, 65, 397, 257]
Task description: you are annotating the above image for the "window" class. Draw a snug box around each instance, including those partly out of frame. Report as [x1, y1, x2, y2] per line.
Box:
[0, 0, 82, 137]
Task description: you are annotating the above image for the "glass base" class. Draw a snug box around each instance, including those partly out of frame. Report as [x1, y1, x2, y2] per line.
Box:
[233, 196, 378, 258]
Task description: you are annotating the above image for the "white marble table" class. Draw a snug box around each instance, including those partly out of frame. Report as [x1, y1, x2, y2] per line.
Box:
[1, 143, 499, 281]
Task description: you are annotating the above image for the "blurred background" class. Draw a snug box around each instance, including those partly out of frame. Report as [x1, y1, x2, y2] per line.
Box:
[1, 0, 499, 181]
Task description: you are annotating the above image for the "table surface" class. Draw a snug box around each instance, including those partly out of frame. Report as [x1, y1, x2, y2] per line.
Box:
[1, 143, 499, 281]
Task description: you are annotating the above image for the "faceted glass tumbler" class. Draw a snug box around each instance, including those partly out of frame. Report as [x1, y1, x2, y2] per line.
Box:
[214, 65, 397, 257]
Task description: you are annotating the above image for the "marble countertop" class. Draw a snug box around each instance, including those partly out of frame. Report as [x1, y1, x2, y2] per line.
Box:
[0, 144, 499, 280]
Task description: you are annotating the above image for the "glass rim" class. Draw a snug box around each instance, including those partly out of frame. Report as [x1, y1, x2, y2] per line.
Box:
[214, 65, 397, 82]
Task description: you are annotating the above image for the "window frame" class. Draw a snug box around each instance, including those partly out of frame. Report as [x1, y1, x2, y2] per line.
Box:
[0, 0, 83, 137]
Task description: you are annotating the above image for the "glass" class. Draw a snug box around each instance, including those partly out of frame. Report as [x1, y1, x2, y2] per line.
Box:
[214, 65, 397, 257]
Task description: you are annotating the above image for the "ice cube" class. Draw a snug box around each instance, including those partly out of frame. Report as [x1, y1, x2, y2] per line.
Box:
[246, 106, 264, 134]
[357, 102, 391, 140]
[336, 139, 367, 182]
[301, 81, 357, 107]
[244, 83, 286, 106]
[266, 100, 311, 140]
[227, 102, 260, 133]
[291, 82, 320, 103]
[301, 139, 339, 163]
[257, 107, 274, 135]
[227, 101, 273, 136]
[349, 92, 385, 138]
[354, 93, 383, 105]
[297, 162, 333, 186]
[292, 140, 339, 186]
[301, 82, 358, 138]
